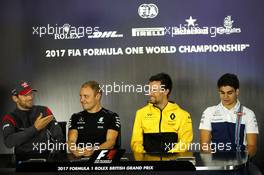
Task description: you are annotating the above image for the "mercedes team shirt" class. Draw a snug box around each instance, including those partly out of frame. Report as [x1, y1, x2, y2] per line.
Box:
[68, 108, 121, 147]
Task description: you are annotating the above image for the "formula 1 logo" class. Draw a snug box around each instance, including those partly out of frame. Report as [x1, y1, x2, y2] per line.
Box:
[138, 4, 158, 19]
[94, 150, 117, 163]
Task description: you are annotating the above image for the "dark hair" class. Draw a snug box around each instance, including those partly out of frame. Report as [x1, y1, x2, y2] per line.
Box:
[217, 73, 239, 90]
[149, 73, 172, 96]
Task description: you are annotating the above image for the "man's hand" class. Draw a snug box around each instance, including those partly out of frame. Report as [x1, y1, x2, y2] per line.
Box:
[71, 147, 84, 157]
[200, 129, 212, 153]
[83, 148, 94, 157]
[246, 133, 257, 158]
[34, 113, 54, 131]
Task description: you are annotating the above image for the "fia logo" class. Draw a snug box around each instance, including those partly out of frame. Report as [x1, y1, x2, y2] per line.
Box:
[224, 16, 233, 30]
[138, 4, 158, 19]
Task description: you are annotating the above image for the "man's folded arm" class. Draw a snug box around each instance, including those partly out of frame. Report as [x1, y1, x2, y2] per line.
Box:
[169, 114, 193, 153]
[3, 121, 38, 148]
[99, 129, 118, 149]
[131, 112, 146, 153]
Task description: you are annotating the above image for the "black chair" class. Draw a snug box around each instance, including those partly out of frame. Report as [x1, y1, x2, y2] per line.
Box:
[115, 128, 121, 149]
[247, 161, 263, 175]
[54, 121, 67, 154]
[58, 121, 67, 143]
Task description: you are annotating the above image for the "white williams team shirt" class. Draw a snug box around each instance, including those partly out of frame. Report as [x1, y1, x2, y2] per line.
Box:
[199, 101, 258, 148]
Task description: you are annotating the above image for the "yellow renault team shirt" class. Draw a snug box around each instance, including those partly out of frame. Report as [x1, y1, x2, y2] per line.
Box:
[131, 102, 193, 153]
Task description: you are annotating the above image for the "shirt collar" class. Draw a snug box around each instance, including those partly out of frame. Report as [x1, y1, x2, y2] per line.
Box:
[219, 100, 240, 112]
[151, 101, 178, 111]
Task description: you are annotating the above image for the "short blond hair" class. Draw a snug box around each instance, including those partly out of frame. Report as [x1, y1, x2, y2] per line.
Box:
[81, 81, 102, 95]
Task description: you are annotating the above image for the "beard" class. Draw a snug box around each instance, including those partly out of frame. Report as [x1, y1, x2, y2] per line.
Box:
[148, 96, 157, 104]
[20, 101, 33, 110]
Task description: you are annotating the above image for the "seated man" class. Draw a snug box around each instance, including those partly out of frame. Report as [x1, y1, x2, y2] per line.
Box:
[131, 73, 193, 153]
[68, 81, 121, 157]
[199, 73, 259, 157]
[2, 81, 64, 155]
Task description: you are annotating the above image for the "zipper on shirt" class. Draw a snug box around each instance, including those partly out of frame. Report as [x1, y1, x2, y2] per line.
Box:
[156, 107, 163, 152]
[153, 103, 170, 152]
[158, 108, 162, 133]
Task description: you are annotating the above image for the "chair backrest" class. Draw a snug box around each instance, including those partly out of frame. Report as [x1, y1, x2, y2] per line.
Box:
[58, 121, 67, 143]
[115, 127, 121, 149]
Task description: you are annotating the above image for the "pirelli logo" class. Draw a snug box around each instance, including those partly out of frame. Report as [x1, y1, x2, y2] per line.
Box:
[132, 28, 165, 37]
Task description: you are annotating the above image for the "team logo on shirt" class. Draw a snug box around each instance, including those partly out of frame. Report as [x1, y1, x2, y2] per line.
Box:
[21, 82, 29, 88]
[168, 113, 176, 125]
[213, 110, 222, 116]
[79, 117, 84, 122]
[170, 113, 176, 120]
[77, 117, 85, 124]
[2, 123, 10, 130]
[97, 117, 104, 129]
[211, 118, 224, 122]
[97, 117, 104, 124]
[146, 113, 152, 117]
[144, 113, 153, 120]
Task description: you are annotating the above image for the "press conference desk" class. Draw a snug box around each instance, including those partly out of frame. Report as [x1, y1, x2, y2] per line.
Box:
[132, 152, 248, 171]
[0, 152, 248, 174]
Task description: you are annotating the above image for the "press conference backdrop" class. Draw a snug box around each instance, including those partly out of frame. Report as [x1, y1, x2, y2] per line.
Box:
[0, 0, 263, 171]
